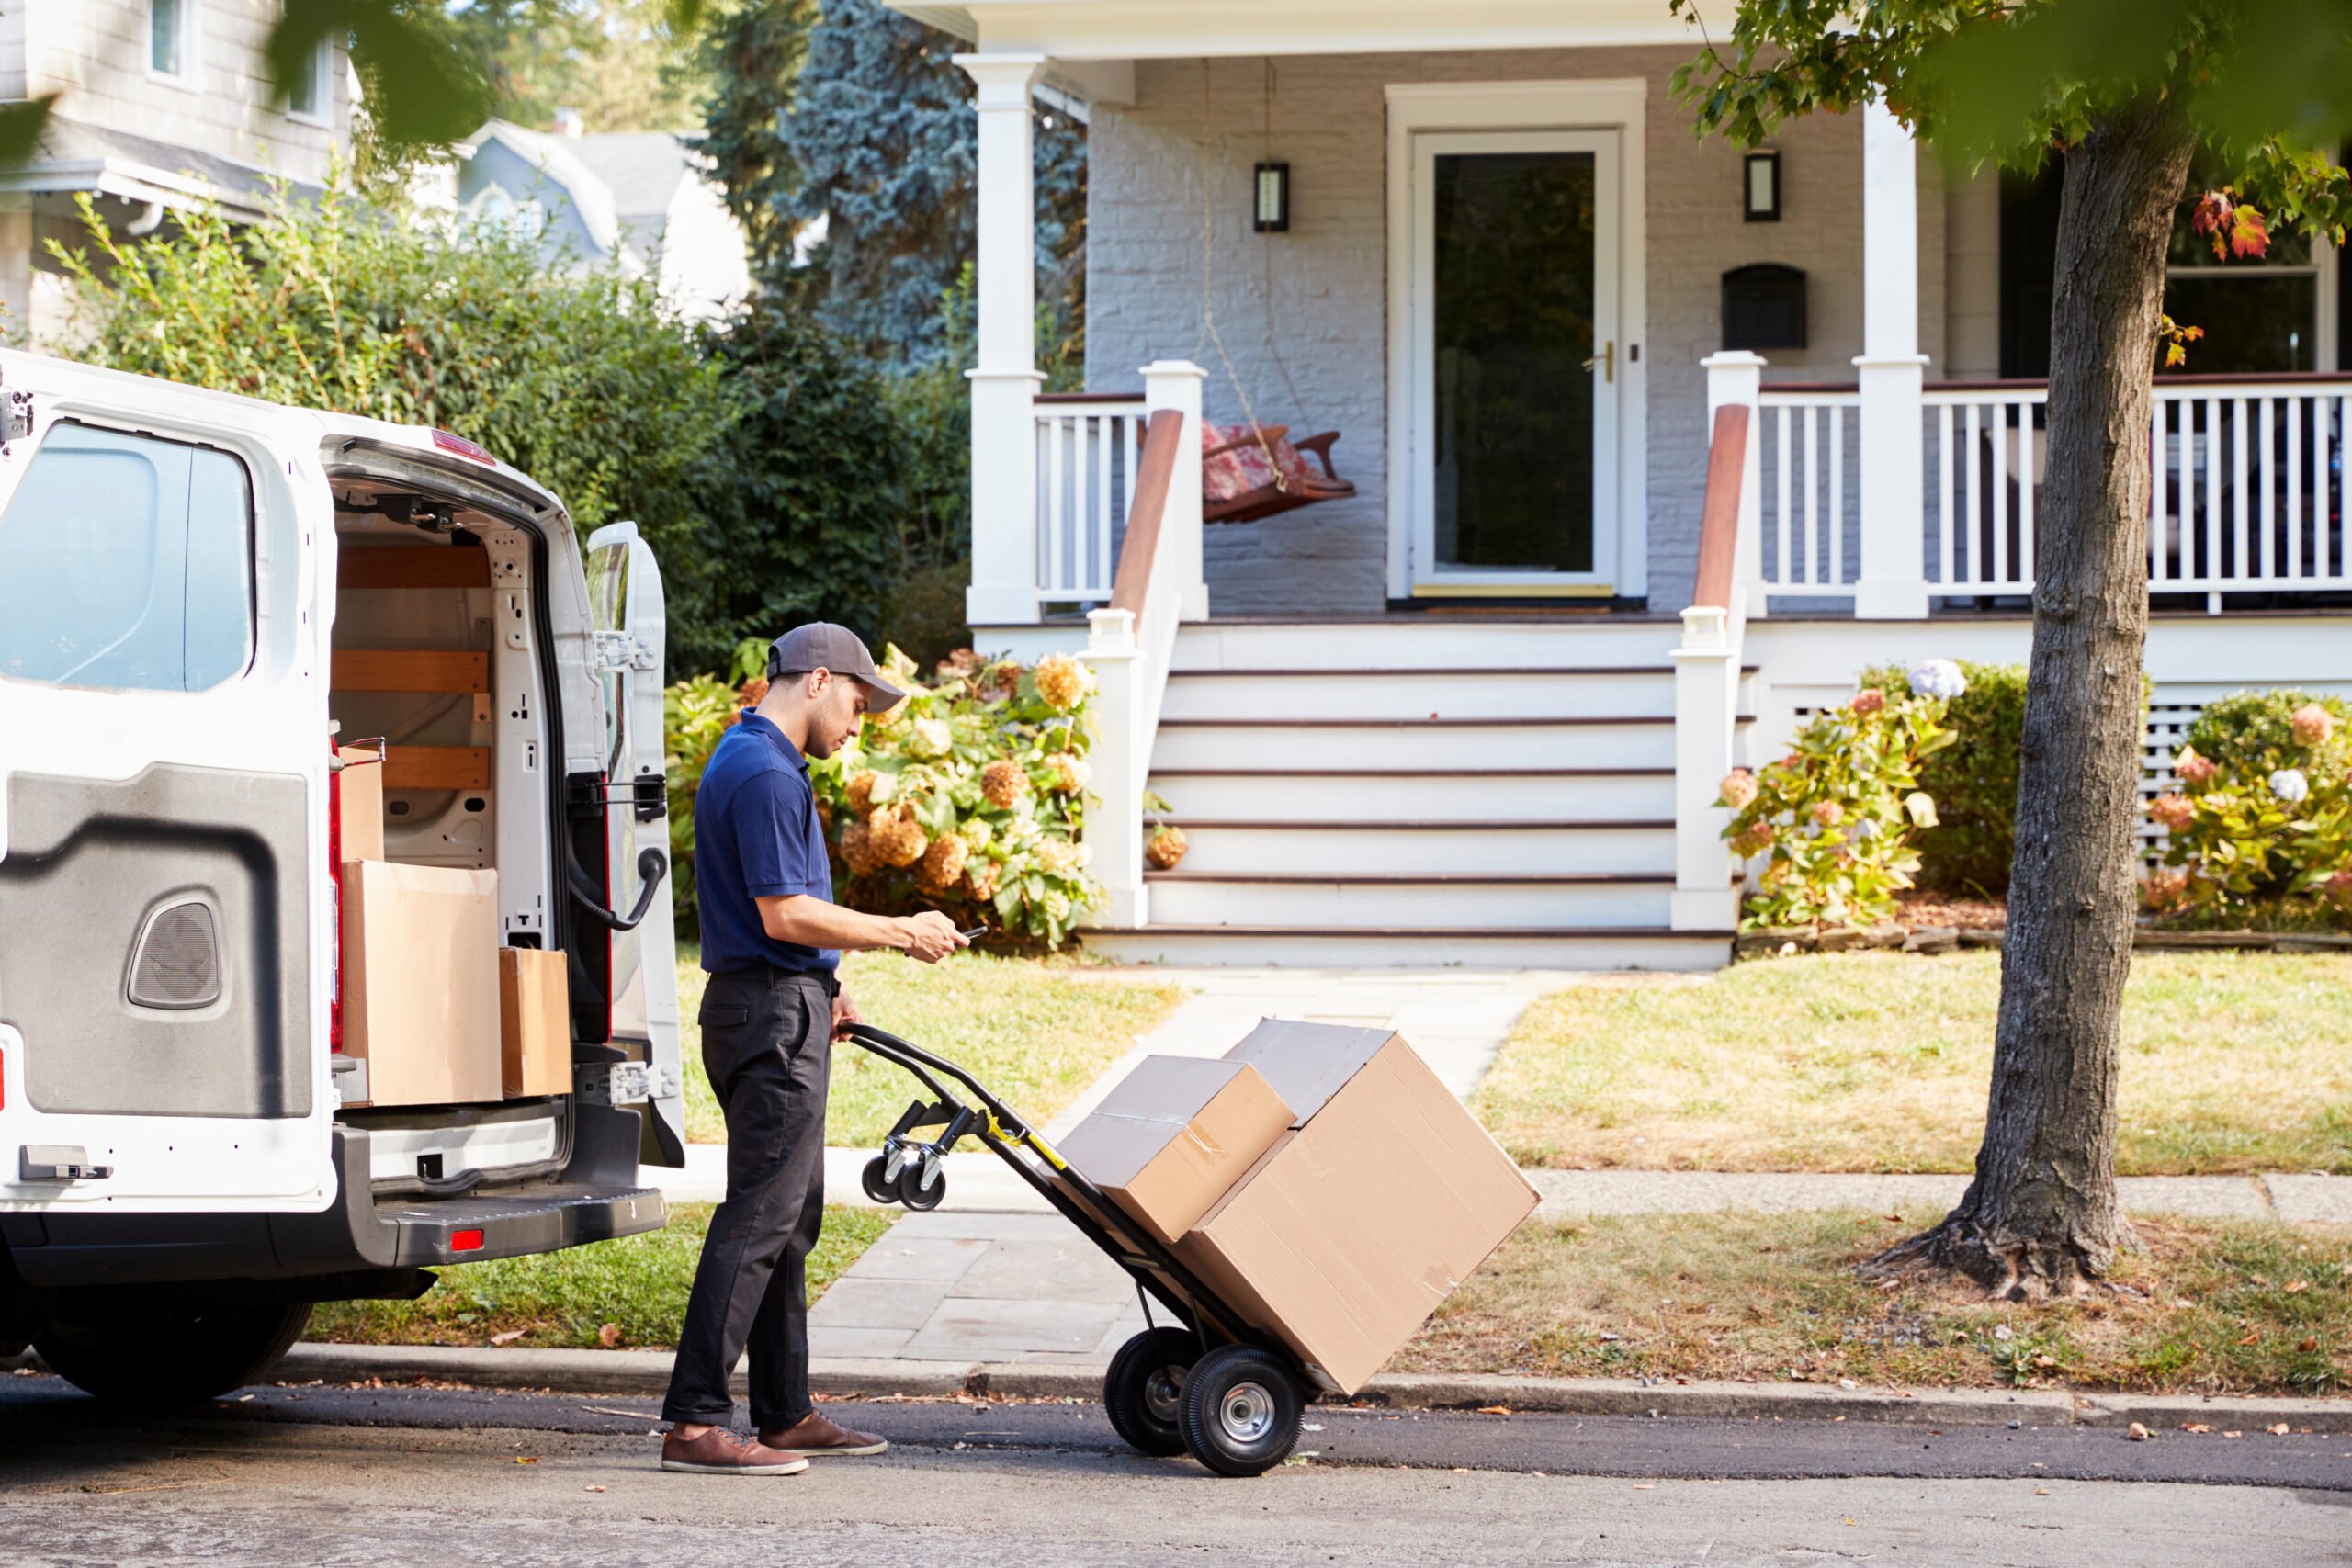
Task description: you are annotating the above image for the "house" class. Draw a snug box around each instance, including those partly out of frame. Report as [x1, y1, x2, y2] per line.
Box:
[888, 0, 2352, 969]
[444, 118, 750, 322]
[0, 0, 349, 344]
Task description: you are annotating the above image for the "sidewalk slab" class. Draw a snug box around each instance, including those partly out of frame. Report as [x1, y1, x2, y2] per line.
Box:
[2267, 1173, 2352, 1226]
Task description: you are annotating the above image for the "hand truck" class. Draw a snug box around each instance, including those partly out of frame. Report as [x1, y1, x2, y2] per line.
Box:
[843, 1021, 1310, 1477]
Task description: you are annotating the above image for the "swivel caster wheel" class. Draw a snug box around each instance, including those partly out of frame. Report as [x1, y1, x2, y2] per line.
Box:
[860, 1156, 898, 1204]
[896, 1159, 945, 1211]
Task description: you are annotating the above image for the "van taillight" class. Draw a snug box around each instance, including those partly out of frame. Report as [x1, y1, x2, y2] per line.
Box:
[328, 739, 344, 1054]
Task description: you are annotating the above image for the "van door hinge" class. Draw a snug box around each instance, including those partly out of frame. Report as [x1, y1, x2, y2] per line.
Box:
[2, 389, 33, 445]
[590, 631, 657, 673]
[19, 1145, 113, 1182]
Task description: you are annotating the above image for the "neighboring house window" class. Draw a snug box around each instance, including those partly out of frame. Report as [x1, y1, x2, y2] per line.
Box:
[288, 34, 334, 121]
[0, 423, 256, 694]
[150, 0, 188, 79]
[2160, 207, 2327, 376]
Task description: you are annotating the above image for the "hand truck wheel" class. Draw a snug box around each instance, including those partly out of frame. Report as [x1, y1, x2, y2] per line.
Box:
[1102, 1327, 1200, 1458]
[895, 1158, 945, 1211]
[1178, 1344, 1305, 1477]
[859, 1156, 898, 1205]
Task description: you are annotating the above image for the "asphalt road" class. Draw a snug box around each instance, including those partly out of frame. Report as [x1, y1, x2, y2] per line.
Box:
[6, 1372, 2350, 1567]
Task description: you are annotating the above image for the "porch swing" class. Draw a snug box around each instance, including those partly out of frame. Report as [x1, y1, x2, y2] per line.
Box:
[1193, 60, 1357, 526]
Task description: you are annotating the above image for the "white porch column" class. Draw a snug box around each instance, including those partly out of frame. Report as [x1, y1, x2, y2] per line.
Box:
[959, 52, 1047, 626]
[1141, 359, 1209, 621]
[1853, 98, 1930, 620]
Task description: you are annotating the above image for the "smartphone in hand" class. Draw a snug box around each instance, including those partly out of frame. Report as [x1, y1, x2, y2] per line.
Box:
[957, 926, 988, 942]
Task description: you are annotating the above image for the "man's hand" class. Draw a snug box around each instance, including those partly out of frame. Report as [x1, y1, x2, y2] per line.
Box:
[831, 987, 861, 1039]
[898, 910, 967, 964]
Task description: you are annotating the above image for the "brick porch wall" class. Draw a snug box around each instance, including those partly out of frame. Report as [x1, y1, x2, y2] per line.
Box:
[1083, 47, 1949, 616]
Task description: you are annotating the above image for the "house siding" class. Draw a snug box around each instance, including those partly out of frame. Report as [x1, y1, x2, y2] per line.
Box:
[1083, 47, 1947, 615]
[28, 0, 345, 186]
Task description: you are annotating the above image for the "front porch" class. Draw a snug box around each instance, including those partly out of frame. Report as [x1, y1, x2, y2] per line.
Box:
[901, 1, 2352, 963]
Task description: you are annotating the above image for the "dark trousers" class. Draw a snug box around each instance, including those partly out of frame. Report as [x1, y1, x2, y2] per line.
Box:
[661, 968, 832, 1430]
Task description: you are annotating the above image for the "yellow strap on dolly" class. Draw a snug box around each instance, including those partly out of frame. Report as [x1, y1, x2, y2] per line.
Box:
[985, 1110, 1068, 1171]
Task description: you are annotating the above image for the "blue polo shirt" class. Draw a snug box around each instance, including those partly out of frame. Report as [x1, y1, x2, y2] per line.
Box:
[695, 713, 839, 976]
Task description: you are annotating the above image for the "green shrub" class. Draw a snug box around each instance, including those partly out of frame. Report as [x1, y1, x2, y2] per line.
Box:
[1860, 660, 2027, 897]
[1719, 677, 1957, 931]
[2148, 692, 2352, 921]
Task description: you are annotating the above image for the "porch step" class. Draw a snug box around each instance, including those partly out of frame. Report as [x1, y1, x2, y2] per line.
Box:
[1172, 617, 1685, 671]
[1164, 820, 1676, 876]
[1160, 665, 1742, 721]
[1146, 769, 1675, 822]
[1141, 872, 1676, 929]
[1151, 715, 1747, 772]
[1080, 926, 1733, 972]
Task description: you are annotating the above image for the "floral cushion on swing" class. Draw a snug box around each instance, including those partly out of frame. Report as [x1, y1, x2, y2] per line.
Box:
[1202, 421, 1302, 502]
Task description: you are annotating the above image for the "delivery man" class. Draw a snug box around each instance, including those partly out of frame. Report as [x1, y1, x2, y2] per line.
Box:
[660, 624, 967, 1476]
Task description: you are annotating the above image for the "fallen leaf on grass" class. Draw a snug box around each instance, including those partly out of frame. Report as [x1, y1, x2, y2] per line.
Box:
[597, 1322, 623, 1348]
[490, 1329, 526, 1347]
[2236, 1332, 2261, 1346]
[2301, 1337, 2321, 1352]
[2284, 1280, 2310, 1294]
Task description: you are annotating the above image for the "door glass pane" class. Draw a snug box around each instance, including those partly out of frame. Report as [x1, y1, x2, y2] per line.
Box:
[1432, 150, 1596, 572]
[0, 423, 254, 693]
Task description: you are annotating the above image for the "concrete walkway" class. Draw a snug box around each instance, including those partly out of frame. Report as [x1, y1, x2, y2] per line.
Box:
[634, 964, 2352, 1373]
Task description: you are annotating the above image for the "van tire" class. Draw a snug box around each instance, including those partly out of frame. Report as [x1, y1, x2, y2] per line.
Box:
[35, 1296, 313, 1404]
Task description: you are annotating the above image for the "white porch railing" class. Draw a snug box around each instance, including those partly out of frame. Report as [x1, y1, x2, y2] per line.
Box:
[1034, 394, 1148, 605]
[1756, 372, 2352, 612]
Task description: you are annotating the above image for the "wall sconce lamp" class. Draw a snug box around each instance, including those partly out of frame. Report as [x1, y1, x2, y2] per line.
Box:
[1744, 150, 1781, 222]
[1253, 162, 1291, 232]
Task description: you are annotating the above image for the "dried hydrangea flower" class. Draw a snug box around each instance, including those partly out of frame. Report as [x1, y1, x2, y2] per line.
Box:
[2147, 793, 2194, 831]
[2290, 703, 2335, 747]
[1719, 768, 1760, 808]
[1850, 687, 1886, 715]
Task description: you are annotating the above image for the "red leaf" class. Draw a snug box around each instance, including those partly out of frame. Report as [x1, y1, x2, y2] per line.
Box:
[2229, 205, 2270, 260]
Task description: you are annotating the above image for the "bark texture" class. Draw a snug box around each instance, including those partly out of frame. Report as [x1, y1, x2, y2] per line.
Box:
[1895, 102, 2196, 1297]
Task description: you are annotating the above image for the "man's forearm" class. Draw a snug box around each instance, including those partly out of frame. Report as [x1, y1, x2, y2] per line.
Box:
[758, 894, 912, 953]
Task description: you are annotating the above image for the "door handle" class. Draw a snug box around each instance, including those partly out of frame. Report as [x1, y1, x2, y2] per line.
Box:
[1582, 341, 1615, 384]
[20, 1145, 113, 1181]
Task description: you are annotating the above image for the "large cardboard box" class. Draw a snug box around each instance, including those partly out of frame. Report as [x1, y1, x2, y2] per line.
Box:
[1057, 1056, 1294, 1247]
[500, 946, 571, 1099]
[1173, 1021, 1538, 1395]
[340, 860, 502, 1107]
[335, 745, 386, 863]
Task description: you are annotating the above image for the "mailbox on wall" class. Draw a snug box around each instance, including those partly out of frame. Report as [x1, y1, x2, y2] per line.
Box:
[1722, 264, 1807, 351]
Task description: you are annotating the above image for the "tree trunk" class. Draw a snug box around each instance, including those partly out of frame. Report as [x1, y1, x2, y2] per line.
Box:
[1894, 101, 2195, 1298]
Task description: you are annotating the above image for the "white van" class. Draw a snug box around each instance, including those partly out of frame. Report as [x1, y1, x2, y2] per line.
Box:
[0, 350, 684, 1401]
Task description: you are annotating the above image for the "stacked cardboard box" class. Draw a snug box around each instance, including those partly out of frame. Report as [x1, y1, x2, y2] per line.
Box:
[340, 861, 503, 1107]
[1058, 1020, 1537, 1395]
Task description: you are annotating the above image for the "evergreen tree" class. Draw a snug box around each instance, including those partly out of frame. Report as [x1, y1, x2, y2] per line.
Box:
[701, 0, 1081, 371]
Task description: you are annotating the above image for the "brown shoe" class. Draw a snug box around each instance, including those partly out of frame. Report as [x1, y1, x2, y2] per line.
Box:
[760, 1411, 889, 1457]
[661, 1425, 809, 1475]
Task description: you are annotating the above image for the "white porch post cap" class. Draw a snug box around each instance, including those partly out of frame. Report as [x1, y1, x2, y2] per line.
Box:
[1139, 359, 1208, 378]
[955, 51, 1047, 86]
[1699, 351, 1769, 369]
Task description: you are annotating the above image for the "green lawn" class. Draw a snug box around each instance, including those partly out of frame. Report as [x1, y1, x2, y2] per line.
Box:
[1474, 951, 2352, 1176]
[677, 945, 1187, 1148]
[309, 1203, 896, 1350]
[1400, 1209, 2352, 1397]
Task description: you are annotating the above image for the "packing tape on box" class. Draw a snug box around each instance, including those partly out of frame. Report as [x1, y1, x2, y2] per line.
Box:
[1419, 1261, 1462, 1302]
[1085, 1109, 1227, 1159]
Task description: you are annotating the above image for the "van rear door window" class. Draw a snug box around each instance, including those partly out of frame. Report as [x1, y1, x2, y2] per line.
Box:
[0, 422, 255, 692]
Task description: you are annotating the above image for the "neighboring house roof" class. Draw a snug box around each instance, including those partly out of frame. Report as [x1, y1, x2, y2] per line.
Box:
[0, 116, 320, 224]
[451, 118, 749, 320]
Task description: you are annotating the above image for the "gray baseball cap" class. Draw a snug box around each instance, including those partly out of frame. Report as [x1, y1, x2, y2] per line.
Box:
[766, 623, 907, 712]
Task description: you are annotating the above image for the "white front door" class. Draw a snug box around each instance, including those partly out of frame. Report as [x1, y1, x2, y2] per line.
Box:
[1406, 129, 1623, 596]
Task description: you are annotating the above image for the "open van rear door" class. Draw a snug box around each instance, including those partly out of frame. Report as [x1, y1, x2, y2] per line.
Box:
[0, 352, 336, 1213]
[582, 521, 684, 1167]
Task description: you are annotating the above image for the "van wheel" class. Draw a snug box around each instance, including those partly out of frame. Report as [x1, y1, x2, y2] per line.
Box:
[35, 1296, 312, 1404]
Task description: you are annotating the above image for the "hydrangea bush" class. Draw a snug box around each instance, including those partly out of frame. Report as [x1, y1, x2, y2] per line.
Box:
[662, 643, 1104, 947]
[2144, 692, 2352, 921]
[1716, 662, 1961, 931]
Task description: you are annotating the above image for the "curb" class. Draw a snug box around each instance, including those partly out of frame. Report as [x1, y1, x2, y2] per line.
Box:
[79, 1342, 2326, 1435]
